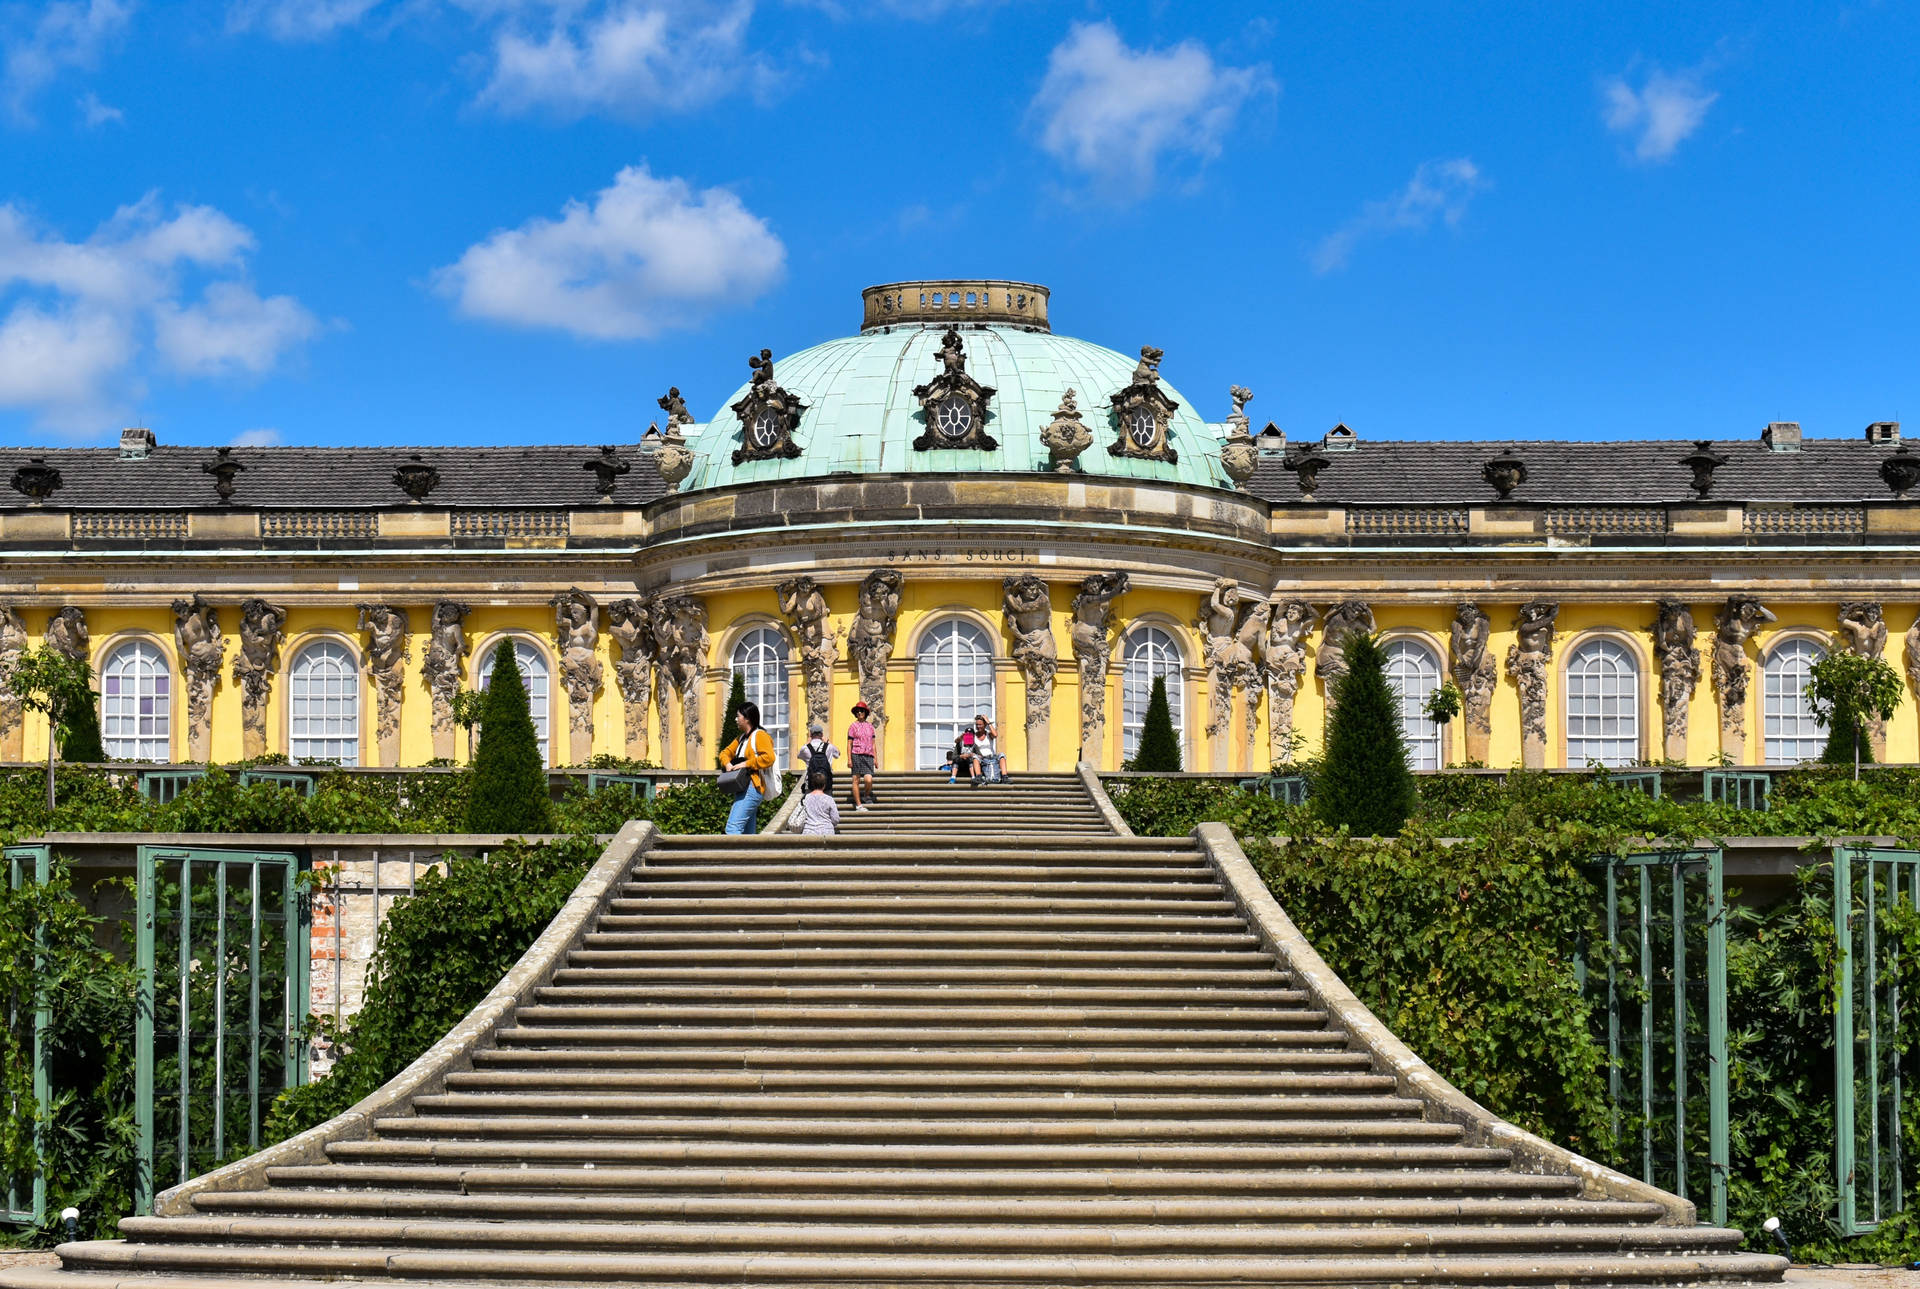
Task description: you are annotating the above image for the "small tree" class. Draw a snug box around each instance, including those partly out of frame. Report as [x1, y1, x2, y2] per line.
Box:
[1805, 651, 1905, 781]
[1, 648, 101, 811]
[1128, 675, 1183, 772]
[1314, 633, 1417, 836]
[450, 688, 486, 762]
[720, 671, 749, 745]
[465, 644, 553, 834]
[1423, 680, 1462, 729]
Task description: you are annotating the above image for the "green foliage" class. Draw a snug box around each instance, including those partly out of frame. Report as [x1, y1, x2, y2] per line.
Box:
[1314, 634, 1416, 836]
[265, 838, 597, 1140]
[464, 644, 552, 835]
[1422, 680, 1462, 727]
[1127, 676, 1182, 772]
[1106, 775, 1308, 839]
[1806, 651, 1905, 776]
[55, 682, 104, 765]
[0, 860, 140, 1242]
[720, 671, 749, 745]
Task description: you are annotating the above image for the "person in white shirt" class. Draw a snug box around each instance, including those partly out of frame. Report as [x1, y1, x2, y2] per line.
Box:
[798, 722, 841, 796]
[969, 714, 1007, 785]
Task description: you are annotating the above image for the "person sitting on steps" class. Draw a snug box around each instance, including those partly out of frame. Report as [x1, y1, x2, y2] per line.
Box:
[968, 713, 1007, 784]
[947, 727, 979, 785]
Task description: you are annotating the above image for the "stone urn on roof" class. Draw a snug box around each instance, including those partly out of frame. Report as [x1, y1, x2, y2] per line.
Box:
[1218, 385, 1258, 490]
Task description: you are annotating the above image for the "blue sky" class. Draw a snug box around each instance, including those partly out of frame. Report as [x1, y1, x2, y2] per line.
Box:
[1, 0, 1916, 449]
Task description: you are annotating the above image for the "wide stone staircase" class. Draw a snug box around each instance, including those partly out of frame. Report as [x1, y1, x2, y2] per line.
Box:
[8, 776, 1787, 1286]
[829, 771, 1111, 836]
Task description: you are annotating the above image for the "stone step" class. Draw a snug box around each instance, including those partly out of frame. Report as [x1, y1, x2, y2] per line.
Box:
[489, 1025, 1348, 1048]
[113, 1216, 1748, 1258]
[613, 880, 1226, 898]
[576, 930, 1266, 950]
[439, 1070, 1395, 1094]
[529, 985, 1310, 1006]
[506, 1004, 1331, 1028]
[403, 1093, 1425, 1119]
[367, 1116, 1456, 1145]
[193, 1189, 1655, 1225]
[260, 1162, 1548, 1197]
[544, 966, 1292, 987]
[590, 914, 1250, 933]
[323, 1141, 1499, 1169]
[620, 865, 1211, 884]
[561, 948, 1280, 968]
[466, 1046, 1376, 1071]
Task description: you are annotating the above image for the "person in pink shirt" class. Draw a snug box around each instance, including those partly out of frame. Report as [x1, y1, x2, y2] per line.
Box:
[845, 702, 879, 812]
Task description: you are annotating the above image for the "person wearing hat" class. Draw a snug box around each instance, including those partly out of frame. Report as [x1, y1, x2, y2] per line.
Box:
[798, 721, 841, 800]
[846, 702, 879, 812]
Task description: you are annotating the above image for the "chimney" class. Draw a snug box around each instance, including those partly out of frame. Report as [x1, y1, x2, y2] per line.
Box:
[1761, 421, 1801, 453]
[119, 427, 156, 460]
[1322, 422, 1358, 452]
[1255, 421, 1287, 454]
[1866, 421, 1901, 446]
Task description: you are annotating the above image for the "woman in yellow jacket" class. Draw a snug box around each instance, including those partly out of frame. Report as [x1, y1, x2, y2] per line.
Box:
[719, 702, 778, 835]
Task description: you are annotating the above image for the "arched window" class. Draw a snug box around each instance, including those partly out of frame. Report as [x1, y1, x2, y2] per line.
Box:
[1383, 639, 1444, 771]
[1121, 627, 1185, 762]
[289, 641, 360, 764]
[915, 619, 994, 770]
[478, 638, 552, 766]
[1565, 638, 1640, 768]
[1763, 638, 1827, 764]
[101, 639, 170, 761]
[730, 627, 791, 764]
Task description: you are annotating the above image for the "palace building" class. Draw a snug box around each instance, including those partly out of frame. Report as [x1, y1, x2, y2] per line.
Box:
[2, 277, 1918, 776]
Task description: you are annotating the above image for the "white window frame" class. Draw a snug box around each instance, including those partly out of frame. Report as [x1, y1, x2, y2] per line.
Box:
[730, 626, 792, 765]
[101, 639, 170, 761]
[1383, 638, 1444, 771]
[915, 618, 995, 771]
[1120, 627, 1185, 763]
[1762, 637, 1827, 765]
[1564, 637, 1641, 768]
[478, 638, 553, 767]
[288, 640, 361, 765]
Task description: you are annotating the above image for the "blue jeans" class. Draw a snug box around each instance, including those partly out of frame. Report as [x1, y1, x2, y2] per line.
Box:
[725, 782, 763, 834]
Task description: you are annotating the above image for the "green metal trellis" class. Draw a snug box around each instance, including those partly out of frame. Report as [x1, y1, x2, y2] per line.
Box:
[1237, 775, 1308, 805]
[136, 770, 207, 803]
[236, 770, 318, 797]
[2, 845, 51, 1228]
[1589, 848, 1729, 1225]
[584, 772, 656, 800]
[133, 845, 309, 1215]
[1701, 770, 1770, 811]
[1833, 844, 1918, 1235]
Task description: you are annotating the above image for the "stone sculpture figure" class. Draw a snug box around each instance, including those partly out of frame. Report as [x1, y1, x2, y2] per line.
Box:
[173, 595, 225, 762]
[1003, 575, 1057, 757]
[44, 607, 87, 663]
[358, 604, 410, 765]
[1069, 572, 1129, 758]
[1712, 597, 1776, 758]
[1449, 604, 1496, 763]
[778, 576, 839, 735]
[1907, 613, 1920, 709]
[848, 569, 903, 727]
[1316, 601, 1376, 715]
[552, 588, 602, 765]
[1837, 602, 1888, 659]
[606, 598, 656, 762]
[651, 594, 709, 766]
[1196, 580, 1264, 744]
[231, 598, 287, 759]
[421, 602, 471, 760]
[1264, 598, 1316, 763]
[1837, 601, 1891, 756]
[1505, 601, 1558, 770]
[1652, 600, 1700, 762]
[0, 606, 26, 761]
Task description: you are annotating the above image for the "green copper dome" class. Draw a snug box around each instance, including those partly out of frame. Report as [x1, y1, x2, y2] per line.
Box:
[677, 282, 1231, 494]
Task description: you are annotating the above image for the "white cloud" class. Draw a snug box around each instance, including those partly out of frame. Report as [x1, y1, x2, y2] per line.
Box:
[226, 0, 386, 40]
[1028, 21, 1274, 198]
[432, 163, 785, 340]
[0, 195, 319, 434]
[1312, 157, 1487, 275]
[1602, 65, 1717, 163]
[230, 426, 282, 446]
[2, 0, 133, 124]
[480, 2, 762, 118]
[77, 89, 121, 125]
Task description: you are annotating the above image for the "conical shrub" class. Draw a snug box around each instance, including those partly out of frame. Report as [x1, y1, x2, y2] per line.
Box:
[1129, 675, 1183, 772]
[58, 671, 105, 763]
[721, 670, 749, 746]
[465, 642, 552, 834]
[1314, 633, 1416, 836]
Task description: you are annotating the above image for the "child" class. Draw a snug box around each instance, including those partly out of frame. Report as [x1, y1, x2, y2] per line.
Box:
[798, 722, 840, 797]
[846, 702, 879, 812]
[796, 770, 841, 836]
[946, 727, 979, 785]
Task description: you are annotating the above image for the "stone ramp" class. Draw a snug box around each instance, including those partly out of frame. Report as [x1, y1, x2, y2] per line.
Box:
[2, 783, 1787, 1287]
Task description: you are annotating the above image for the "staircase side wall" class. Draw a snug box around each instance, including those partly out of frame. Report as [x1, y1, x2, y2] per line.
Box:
[149, 819, 659, 1218]
[1191, 822, 1696, 1225]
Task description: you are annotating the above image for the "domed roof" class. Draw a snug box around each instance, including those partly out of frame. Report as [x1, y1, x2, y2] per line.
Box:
[677, 281, 1230, 494]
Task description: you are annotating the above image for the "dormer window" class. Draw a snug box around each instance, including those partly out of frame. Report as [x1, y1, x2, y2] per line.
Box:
[750, 407, 783, 450]
[1126, 407, 1157, 449]
[911, 328, 998, 451]
[935, 394, 975, 440]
